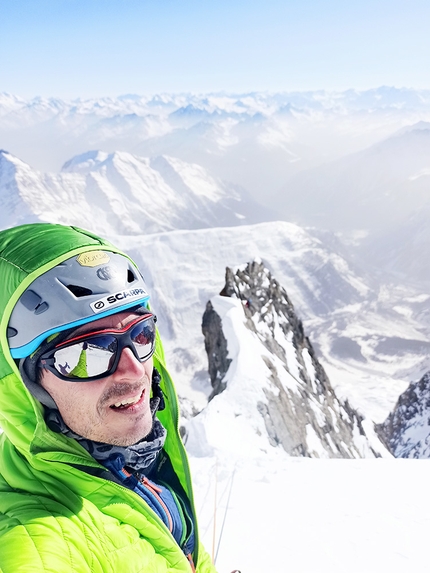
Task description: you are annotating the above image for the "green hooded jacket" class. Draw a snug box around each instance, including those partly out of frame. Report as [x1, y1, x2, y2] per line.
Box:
[0, 223, 217, 573]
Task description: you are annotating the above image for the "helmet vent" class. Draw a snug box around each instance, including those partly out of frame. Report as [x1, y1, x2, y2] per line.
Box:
[127, 269, 136, 283]
[66, 284, 94, 297]
[7, 327, 18, 338]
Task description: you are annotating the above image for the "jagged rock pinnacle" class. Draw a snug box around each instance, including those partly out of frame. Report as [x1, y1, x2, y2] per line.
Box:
[202, 259, 383, 458]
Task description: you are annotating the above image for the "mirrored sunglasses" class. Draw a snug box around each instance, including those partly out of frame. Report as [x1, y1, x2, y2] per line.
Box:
[39, 314, 156, 381]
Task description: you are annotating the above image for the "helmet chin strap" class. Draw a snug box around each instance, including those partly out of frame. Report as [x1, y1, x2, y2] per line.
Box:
[149, 367, 165, 416]
[19, 359, 58, 409]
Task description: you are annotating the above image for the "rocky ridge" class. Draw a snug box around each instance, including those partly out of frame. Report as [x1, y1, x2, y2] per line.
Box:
[376, 371, 430, 458]
[201, 260, 385, 458]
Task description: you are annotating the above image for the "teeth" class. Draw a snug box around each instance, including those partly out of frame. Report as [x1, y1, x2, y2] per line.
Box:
[113, 393, 142, 408]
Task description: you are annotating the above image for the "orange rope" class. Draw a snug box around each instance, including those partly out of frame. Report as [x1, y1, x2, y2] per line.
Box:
[211, 458, 218, 563]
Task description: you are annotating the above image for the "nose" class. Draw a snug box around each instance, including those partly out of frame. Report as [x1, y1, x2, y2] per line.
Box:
[113, 347, 147, 380]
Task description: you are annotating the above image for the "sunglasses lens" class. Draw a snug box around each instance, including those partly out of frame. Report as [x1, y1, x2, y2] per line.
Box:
[53, 335, 117, 379]
[47, 316, 156, 380]
[130, 320, 155, 361]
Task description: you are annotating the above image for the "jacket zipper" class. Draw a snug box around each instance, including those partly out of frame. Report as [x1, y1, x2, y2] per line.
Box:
[115, 476, 196, 571]
[100, 477, 196, 569]
[156, 362, 200, 567]
[141, 476, 173, 533]
[186, 552, 196, 572]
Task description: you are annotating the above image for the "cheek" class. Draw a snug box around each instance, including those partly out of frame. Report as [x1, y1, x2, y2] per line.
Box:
[41, 373, 100, 411]
[145, 359, 154, 379]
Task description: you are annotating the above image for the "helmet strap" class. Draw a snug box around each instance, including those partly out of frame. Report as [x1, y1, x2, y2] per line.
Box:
[150, 367, 165, 416]
[19, 359, 58, 410]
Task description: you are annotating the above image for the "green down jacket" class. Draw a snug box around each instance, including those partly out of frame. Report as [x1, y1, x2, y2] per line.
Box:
[0, 223, 216, 573]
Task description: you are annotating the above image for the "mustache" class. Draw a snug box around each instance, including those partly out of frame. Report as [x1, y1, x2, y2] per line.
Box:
[99, 381, 146, 407]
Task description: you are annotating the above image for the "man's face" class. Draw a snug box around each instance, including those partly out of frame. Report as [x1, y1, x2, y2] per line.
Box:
[40, 311, 154, 446]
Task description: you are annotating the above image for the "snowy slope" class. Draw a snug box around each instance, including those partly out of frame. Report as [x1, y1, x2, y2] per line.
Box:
[190, 455, 430, 573]
[0, 149, 88, 227]
[111, 222, 369, 402]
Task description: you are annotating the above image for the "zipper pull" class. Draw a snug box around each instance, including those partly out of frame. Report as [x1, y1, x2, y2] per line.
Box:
[141, 476, 162, 493]
[186, 553, 196, 572]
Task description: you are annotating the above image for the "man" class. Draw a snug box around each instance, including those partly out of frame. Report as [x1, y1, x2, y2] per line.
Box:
[0, 223, 216, 573]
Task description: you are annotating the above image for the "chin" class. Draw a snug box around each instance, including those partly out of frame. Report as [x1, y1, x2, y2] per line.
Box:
[118, 424, 154, 447]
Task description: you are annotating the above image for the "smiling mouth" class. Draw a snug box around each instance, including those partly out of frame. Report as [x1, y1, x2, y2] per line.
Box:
[109, 389, 145, 410]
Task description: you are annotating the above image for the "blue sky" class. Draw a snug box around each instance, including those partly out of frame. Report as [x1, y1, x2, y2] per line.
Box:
[1, 0, 430, 98]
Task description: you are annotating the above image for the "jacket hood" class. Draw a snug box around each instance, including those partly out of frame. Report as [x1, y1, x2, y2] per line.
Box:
[0, 223, 210, 572]
[0, 224, 169, 464]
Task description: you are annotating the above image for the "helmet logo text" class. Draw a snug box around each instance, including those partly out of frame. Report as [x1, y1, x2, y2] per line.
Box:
[90, 288, 148, 314]
[77, 251, 110, 268]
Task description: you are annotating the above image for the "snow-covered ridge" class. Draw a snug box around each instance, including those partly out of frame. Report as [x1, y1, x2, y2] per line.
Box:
[0, 149, 273, 235]
[112, 223, 430, 426]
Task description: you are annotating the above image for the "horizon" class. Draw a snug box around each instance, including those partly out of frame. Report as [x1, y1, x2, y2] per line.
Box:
[2, 84, 429, 102]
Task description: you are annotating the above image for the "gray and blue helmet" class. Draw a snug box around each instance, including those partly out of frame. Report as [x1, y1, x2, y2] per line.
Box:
[8, 250, 150, 360]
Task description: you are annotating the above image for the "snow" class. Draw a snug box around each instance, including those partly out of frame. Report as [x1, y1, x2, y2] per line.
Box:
[190, 454, 430, 573]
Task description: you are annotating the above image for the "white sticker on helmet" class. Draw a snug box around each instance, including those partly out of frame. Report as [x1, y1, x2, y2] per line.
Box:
[90, 288, 148, 313]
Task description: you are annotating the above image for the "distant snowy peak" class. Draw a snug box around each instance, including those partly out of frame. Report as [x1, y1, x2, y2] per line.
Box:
[0, 149, 273, 235]
[0, 150, 94, 230]
[376, 371, 430, 458]
[62, 150, 109, 173]
[150, 155, 225, 202]
[0, 93, 27, 117]
[395, 120, 430, 136]
[0, 151, 47, 227]
[194, 260, 386, 459]
[61, 149, 270, 231]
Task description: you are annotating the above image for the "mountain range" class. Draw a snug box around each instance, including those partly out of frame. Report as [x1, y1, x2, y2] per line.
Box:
[3, 89, 430, 289]
[3, 87, 430, 200]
